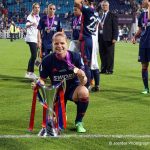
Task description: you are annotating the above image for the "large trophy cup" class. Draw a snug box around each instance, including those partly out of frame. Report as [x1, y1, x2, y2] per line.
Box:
[28, 79, 66, 137]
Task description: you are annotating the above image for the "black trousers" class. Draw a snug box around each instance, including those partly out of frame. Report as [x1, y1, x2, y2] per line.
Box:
[27, 42, 37, 72]
[98, 34, 115, 73]
[10, 33, 16, 42]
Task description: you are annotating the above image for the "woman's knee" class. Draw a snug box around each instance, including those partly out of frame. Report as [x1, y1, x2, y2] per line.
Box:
[77, 86, 89, 98]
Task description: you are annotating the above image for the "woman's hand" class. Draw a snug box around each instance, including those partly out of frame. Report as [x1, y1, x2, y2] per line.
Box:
[74, 67, 87, 85]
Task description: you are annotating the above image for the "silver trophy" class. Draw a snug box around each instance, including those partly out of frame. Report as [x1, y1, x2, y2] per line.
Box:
[37, 79, 66, 137]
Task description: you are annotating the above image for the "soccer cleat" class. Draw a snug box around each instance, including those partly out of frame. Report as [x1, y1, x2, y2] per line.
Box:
[75, 122, 86, 133]
[91, 86, 100, 92]
[141, 88, 149, 94]
[38, 128, 46, 137]
[25, 72, 38, 80]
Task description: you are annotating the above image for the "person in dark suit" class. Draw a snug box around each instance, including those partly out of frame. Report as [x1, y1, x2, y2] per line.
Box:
[97, 0, 118, 74]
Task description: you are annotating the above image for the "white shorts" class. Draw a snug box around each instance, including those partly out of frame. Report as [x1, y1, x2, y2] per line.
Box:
[69, 40, 80, 53]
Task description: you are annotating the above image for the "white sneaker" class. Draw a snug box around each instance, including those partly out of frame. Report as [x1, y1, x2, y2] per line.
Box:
[25, 72, 38, 80]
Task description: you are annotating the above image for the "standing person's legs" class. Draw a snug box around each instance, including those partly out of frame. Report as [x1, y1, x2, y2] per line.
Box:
[98, 35, 106, 73]
[91, 69, 100, 92]
[90, 35, 100, 92]
[26, 42, 37, 75]
[72, 85, 89, 133]
[106, 42, 114, 74]
[138, 48, 150, 94]
[14, 33, 16, 40]
[10, 33, 13, 42]
[80, 39, 91, 88]
[141, 62, 149, 94]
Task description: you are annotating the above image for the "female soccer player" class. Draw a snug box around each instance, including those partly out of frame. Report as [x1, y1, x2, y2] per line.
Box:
[38, 32, 89, 133]
[37, 3, 62, 58]
[25, 3, 40, 79]
[132, 0, 150, 94]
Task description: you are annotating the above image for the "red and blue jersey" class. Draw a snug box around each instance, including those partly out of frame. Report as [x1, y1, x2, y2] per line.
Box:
[39, 51, 85, 95]
[37, 15, 62, 50]
[79, 5, 99, 40]
[138, 11, 150, 48]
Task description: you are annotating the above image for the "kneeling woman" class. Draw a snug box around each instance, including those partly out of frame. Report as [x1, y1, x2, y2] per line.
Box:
[38, 32, 89, 133]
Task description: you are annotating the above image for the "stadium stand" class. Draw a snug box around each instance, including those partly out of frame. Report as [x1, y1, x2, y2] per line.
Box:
[0, 0, 143, 39]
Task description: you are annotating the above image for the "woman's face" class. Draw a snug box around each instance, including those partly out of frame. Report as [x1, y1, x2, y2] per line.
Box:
[53, 35, 68, 58]
[33, 4, 40, 15]
[74, 7, 82, 16]
[48, 5, 56, 16]
[142, 0, 149, 8]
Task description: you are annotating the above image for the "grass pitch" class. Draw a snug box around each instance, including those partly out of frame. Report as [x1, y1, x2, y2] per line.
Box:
[0, 39, 150, 150]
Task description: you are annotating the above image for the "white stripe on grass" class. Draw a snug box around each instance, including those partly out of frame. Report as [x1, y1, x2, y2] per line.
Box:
[0, 134, 150, 139]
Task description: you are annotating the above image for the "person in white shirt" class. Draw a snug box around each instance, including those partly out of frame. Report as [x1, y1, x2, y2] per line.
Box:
[25, 2, 40, 79]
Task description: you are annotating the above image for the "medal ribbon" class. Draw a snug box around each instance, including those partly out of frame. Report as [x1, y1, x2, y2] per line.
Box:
[55, 51, 75, 69]
[73, 15, 81, 28]
[47, 15, 55, 30]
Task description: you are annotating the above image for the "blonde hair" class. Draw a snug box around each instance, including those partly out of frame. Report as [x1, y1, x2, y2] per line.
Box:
[31, 3, 40, 16]
[32, 2, 40, 9]
[52, 32, 67, 42]
[48, 3, 56, 14]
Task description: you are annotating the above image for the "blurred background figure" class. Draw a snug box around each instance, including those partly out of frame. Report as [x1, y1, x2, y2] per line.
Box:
[25, 3, 40, 79]
[37, 3, 62, 59]
[122, 24, 129, 42]
[9, 21, 16, 42]
[97, 0, 118, 75]
[69, 6, 82, 53]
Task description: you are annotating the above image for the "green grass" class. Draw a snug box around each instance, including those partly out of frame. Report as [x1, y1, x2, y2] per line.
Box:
[0, 39, 150, 150]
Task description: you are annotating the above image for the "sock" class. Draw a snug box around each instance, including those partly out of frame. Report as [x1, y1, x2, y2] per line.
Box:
[84, 65, 91, 88]
[142, 68, 149, 89]
[75, 97, 89, 123]
[91, 70, 94, 80]
[93, 69, 100, 87]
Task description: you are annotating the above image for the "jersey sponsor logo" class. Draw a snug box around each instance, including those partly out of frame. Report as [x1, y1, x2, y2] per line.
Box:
[53, 73, 75, 81]
[44, 26, 56, 32]
[51, 27, 56, 31]
[54, 21, 58, 25]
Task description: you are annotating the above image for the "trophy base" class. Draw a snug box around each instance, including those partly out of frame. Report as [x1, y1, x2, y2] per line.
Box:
[38, 128, 46, 137]
[37, 121, 58, 137]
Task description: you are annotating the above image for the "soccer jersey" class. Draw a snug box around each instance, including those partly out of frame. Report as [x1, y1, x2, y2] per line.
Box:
[37, 15, 62, 50]
[79, 5, 99, 40]
[71, 15, 82, 40]
[25, 14, 40, 43]
[79, 5, 99, 65]
[39, 51, 85, 99]
[138, 11, 150, 48]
